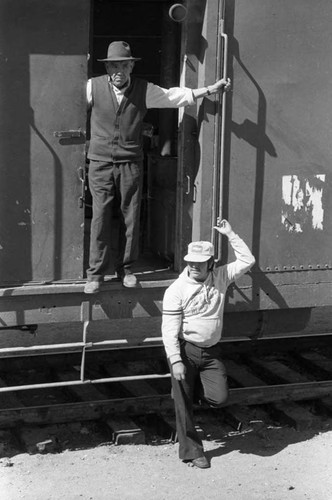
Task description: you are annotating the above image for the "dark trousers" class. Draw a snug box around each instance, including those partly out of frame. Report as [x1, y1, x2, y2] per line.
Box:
[87, 160, 143, 281]
[170, 340, 228, 461]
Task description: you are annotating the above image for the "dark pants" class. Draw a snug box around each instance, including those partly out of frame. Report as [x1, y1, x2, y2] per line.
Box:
[170, 340, 228, 461]
[87, 160, 143, 281]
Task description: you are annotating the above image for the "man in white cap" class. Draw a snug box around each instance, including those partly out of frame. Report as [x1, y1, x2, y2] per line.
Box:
[84, 41, 231, 293]
[162, 218, 255, 468]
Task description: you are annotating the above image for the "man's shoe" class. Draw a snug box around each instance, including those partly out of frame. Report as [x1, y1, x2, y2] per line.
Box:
[191, 456, 210, 469]
[84, 281, 101, 294]
[122, 272, 138, 288]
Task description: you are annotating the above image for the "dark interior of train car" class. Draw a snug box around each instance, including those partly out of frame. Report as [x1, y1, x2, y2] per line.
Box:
[84, 0, 182, 278]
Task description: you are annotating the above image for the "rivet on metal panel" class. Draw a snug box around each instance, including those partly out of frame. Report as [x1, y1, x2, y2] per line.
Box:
[266, 267, 271, 271]
[274, 266, 279, 271]
[283, 266, 287, 270]
[291, 266, 296, 270]
[325, 264, 329, 268]
[308, 265, 313, 269]
[317, 264, 321, 269]
[300, 265, 304, 270]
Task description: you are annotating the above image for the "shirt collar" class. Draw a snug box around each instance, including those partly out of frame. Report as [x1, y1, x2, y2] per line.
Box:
[108, 76, 131, 94]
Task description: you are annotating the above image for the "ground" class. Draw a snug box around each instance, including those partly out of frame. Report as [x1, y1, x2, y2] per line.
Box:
[1, 416, 332, 500]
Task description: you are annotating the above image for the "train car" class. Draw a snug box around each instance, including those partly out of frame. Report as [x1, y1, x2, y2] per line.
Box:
[0, 0, 331, 387]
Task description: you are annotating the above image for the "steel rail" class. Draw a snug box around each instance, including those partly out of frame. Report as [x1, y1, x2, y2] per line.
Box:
[0, 337, 164, 355]
[0, 373, 171, 393]
[1, 380, 332, 428]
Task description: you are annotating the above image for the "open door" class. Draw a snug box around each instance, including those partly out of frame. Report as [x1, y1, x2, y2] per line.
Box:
[176, 0, 225, 268]
[0, 0, 90, 285]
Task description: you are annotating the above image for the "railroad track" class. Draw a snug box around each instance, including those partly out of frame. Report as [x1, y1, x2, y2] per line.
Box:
[0, 334, 332, 454]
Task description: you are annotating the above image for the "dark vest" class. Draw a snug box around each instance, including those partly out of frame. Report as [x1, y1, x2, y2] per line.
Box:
[87, 75, 148, 162]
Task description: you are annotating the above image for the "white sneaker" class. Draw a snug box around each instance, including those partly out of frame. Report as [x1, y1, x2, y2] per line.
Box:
[122, 272, 138, 288]
[84, 281, 101, 294]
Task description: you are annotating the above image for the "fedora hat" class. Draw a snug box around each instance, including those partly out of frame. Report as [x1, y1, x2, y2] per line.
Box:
[98, 41, 141, 62]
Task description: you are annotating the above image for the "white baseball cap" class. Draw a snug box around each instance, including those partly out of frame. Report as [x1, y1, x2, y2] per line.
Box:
[184, 241, 214, 262]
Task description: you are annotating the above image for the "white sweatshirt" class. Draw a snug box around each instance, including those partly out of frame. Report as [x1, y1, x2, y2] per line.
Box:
[161, 233, 255, 364]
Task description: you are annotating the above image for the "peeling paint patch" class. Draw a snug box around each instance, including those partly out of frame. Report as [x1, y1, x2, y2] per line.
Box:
[282, 174, 325, 232]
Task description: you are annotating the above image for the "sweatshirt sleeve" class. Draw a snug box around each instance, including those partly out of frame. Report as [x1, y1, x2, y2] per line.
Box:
[161, 283, 183, 364]
[225, 232, 255, 284]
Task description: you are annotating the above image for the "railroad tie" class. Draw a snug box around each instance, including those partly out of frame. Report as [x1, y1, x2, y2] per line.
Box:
[105, 416, 145, 445]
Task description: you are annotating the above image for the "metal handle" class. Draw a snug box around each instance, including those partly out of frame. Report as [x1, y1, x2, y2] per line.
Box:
[220, 30, 228, 81]
[185, 175, 191, 195]
[54, 129, 83, 139]
[78, 167, 85, 208]
[193, 184, 197, 203]
[211, 10, 229, 260]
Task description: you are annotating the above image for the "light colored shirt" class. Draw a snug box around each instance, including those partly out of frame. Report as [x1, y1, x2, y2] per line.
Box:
[86, 77, 195, 109]
[162, 233, 255, 364]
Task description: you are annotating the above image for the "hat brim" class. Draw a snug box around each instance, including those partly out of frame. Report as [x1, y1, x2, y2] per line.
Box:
[184, 254, 212, 263]
[97, 57, 141, 62]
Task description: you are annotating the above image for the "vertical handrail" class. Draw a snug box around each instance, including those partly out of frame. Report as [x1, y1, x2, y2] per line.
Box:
[211, 17, 223, 248]
[80, 320, 89, 382]
[217, 28, 228, 261]
[211, 1, 228, 261]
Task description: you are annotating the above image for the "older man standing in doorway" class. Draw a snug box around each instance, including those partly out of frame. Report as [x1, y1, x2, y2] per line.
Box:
[85, 41, 231, 293]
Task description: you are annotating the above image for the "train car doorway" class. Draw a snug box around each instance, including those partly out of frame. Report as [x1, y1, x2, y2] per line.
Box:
[0, 0, 224, 287]
[85, 0, 183, 278]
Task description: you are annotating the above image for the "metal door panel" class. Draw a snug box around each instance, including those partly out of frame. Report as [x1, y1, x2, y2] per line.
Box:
[177, 0, 221, 268]
[224, 0, 332, 307]
[0, 0, 89, 285]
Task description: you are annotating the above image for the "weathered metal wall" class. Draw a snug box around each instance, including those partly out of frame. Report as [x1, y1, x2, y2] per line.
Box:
[0, 0, 89, 285]
[0, 0, 331, 338]
[223, 0, 332, 310]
